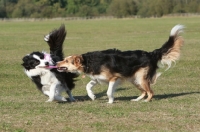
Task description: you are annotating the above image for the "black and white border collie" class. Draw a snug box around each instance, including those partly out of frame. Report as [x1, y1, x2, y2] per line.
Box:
[21, 25, 78, 102]
[56, 25, 184, 103]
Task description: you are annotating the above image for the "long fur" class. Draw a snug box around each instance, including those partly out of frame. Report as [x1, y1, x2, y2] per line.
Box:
[22, 25, 78, 102]
[57, 25, 184, 103]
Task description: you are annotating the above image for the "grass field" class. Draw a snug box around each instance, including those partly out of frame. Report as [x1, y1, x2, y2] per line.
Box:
[0, 17, 200, 132]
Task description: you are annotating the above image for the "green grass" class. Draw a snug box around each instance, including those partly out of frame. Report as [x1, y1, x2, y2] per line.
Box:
[0, 17, 200, 132]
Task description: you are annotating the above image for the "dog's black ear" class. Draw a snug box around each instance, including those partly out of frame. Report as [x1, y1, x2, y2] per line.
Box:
[22, 55, 31, 62]
[21, 55, 34, 70]
[21, 62, 30, 70]
[21, 56, 29, 68]
[39, 53, 44, 59]
[21, 63, 27, 67]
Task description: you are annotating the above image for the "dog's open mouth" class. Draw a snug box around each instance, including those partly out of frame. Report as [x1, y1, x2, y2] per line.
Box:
[57, 67, 68, 71]
[38, 66, 57, 69]
[38, 66, 48, 68]
[46, 66, 57, 69]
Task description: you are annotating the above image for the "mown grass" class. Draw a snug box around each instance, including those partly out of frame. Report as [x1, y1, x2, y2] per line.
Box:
[0, 17, 200, 132]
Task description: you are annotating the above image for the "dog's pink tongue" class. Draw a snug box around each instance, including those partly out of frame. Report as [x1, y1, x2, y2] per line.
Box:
[46, 66, 57, 69]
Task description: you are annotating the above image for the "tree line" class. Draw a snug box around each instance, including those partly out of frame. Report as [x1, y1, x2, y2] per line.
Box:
[0, 0, 200, 18]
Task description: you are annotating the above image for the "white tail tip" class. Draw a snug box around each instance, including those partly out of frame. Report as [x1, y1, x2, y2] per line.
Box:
[170, 24, 184, 36]
[44, 34, 50, 42]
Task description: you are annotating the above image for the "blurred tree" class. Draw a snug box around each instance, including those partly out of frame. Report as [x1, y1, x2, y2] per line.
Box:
[1, 0, 200, 18]
[93, 0, 111, 15]
[137, 0, 150, 17]
[78, 5, 92, 16]
[173, 2, 186, 13]
[108, 0, 137, 17]
[12, 0, 35, 17]
[186, 0, 200, 13]
[0, 0, 6, 17]
[67, 0, 79, 15]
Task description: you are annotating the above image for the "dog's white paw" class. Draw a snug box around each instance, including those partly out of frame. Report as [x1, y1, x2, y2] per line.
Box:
[107, 98, 114, 104]
[130, 99, 140, 102]
[88, 93, 96, 100]
[61, 97, 67, 102]
[143, 99, 150, 102]
[46, 98, 54, 102]
[107, 101, 114, 104]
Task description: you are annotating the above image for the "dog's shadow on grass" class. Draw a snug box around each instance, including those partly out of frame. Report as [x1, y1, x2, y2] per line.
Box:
[116, 91, 200, 101]
[66, 87, 200, 103]
[70, 88, 127, 102]
[72, 91, 108, 102]
[153, 92, 200, 100]
[71, 88, 129, 102]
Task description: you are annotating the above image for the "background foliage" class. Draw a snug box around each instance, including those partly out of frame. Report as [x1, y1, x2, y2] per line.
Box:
[1, 0, 200, 18]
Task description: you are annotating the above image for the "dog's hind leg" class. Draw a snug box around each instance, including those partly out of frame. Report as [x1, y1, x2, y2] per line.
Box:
[131, 87, 146, 102]
[131, 80, 153, 102]
[46, 83, 57, 102]
[130, 67, 154, 102]
[143, 82, 154, 102]
[54, 95, 67, 102]
[86, 80, 97, 100]
[66, 90, 75, 102]
[107, 78, 120, 104]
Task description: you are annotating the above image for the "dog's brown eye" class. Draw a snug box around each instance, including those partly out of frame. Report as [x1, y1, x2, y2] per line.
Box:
[66, 60, 68, 63]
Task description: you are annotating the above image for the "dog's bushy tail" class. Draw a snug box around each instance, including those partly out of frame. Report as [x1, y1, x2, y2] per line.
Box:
[149, 25, 184, 84]
[44, 24, 66, 60]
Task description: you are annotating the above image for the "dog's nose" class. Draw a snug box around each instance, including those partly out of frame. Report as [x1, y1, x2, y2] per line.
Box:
[45, 62, 49, 66]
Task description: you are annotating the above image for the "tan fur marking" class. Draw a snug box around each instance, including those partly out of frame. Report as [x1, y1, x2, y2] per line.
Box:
[109, 77, 119, 82]
[133, 67, 148, 85]
[141, 80, 153, 102]
[161, 36, 184, 70]
[100, 66, 123, 82]
[128, 67, 154, 101]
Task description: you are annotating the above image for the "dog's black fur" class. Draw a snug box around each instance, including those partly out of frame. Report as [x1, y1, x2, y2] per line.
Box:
[81, 34, 180, 83]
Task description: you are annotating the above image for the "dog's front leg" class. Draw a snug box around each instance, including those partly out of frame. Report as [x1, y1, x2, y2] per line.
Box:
[107, 78, 120, 104]
[46, 82, 57, 102]
[86, 80, 97, 100]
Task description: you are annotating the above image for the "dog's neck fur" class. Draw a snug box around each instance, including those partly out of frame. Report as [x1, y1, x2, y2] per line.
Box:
[81, 56, 91, 74]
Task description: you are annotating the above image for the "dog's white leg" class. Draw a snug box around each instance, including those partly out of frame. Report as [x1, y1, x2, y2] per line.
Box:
[107, 79, 119, 104]
[54, 88, 67, 102]
[131, 91, 146, 101]
[46, 83, 57, 102]
[54, 95, 67, 102]
[43, 91, 50, 97]
[86, 80, 97, 100]
[66, 90, 75, 102]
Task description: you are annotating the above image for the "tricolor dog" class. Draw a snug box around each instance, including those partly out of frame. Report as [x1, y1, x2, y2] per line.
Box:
[57, 25, 184, 103]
